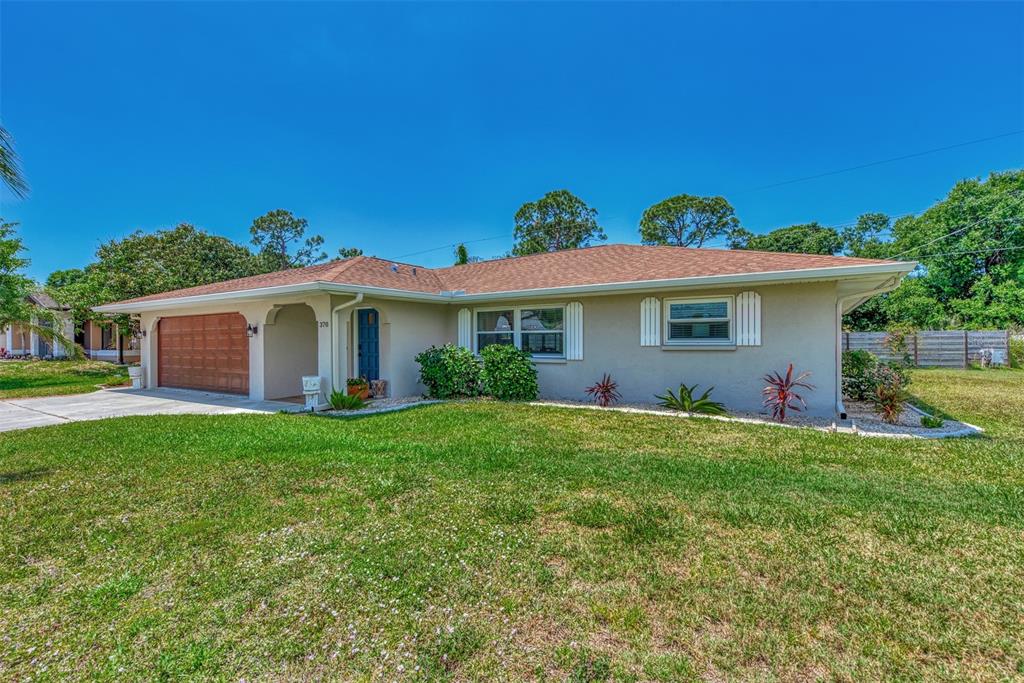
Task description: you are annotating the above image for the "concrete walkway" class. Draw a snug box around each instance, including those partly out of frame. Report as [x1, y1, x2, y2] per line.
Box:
[0, 387, 302, 433]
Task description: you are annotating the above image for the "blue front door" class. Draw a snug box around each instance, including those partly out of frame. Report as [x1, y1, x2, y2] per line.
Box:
[357, 309, 380, 381]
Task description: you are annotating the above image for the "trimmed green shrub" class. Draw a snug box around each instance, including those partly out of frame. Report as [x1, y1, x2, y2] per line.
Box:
[414, 344, 481, 399]
[842, 349, 910, 401]
[480, 344, 538, 401]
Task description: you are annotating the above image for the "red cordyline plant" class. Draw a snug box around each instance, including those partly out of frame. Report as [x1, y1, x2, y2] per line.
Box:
[762, 363, 814, 423]
[585, 373, 622, 408]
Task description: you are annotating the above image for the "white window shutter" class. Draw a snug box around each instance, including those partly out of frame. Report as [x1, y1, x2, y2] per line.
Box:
[565, 301, 584, 360]
[736, 291, 762, 346]
[640, 297, 661, 346]
[457, 308, 472, 349]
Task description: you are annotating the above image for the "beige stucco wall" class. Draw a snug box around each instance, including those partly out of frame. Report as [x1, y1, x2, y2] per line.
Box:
[263, 303, 318, 400]
[441, 282, 840, 416]
[334, 295, 450, 398]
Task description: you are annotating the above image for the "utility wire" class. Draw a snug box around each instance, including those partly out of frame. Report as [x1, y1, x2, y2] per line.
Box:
[913, 245, 1024, 259]
[385, 131, 1024, 262]
[393, 233, 510, 261]
[888, 189, 1024, 259]
[745, 130, 1023, 192]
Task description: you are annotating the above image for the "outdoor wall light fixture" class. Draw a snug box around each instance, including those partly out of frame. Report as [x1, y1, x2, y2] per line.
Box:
[247, 323, 258, 337]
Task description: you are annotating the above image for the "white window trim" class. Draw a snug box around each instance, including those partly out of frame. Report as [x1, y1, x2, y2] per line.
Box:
[663, 295, 735, 346]
[473, 304, 567, 359]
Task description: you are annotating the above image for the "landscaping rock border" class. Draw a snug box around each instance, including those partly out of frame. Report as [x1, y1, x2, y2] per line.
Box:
[529, 400, 983, 439]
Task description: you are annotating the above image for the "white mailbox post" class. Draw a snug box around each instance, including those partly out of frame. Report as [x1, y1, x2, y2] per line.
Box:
[301, 375, 322, 411]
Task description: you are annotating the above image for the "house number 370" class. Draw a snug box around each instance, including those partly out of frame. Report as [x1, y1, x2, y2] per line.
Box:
[318, 321, 329, 328]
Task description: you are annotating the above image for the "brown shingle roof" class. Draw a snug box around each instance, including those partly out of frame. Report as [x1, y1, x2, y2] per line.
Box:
[434, 244, 890, 294]
[105, 245, 902, 306]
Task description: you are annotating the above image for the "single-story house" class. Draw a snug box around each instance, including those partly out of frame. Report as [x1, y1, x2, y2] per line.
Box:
[1, 292, 140, 362]
[77, 320, 141, 364]
[2, 292, 75, 358]
[94, 244, 916, 417]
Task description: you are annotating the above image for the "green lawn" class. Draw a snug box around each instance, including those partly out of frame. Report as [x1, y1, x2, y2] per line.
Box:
[0, 369, 1021, 680]
[0, 360, 129, 399]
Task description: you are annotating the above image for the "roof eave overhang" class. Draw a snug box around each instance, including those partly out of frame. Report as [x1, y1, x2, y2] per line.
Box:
[92, 261, 917, 313]
[453, 261, 918, 302]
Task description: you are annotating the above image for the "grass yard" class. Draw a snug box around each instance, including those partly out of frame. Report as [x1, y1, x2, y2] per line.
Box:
[1, 368, 1022, 680]
[0, 360, 129, 399]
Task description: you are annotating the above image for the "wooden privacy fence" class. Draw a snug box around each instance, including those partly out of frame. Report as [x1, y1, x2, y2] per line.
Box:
[842, 330, 1010, 367]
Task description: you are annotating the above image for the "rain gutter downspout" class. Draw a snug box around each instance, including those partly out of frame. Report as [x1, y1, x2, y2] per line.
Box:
[331, 293, 364, 391]
[835, 278, 899, 419]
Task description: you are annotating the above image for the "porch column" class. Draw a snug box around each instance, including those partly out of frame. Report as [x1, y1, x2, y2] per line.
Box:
[305, 294, 334, 403]
[4, 325, 12, 353]
[246, 315, 266, 402]
[142, 316, 159, 389]
[29, 315, 39, 356]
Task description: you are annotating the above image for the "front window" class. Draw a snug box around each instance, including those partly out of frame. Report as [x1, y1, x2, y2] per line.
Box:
[101, 325, 116, 350]
[475, 305, 566, 358]
[476, 310, 514, 352]
[665, 297, 733, 345]
[520, 308, 564, 356]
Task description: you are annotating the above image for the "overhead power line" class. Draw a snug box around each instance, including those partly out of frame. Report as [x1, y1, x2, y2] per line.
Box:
[888, 189, 1024, 259]
[746, 130, 1024, 192]
[385, 131, 1023, 262]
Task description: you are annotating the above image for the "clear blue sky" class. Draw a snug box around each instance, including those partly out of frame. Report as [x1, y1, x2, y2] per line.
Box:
[2, 1, 1022, 281]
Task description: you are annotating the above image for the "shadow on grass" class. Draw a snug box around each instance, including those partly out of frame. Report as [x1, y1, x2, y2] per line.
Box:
[0, 467, 53, 484]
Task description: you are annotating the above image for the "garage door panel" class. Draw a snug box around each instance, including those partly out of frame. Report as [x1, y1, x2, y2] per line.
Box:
[158, 313, 249, 395]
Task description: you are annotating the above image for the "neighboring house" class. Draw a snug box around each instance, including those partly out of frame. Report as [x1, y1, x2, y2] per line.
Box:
[94, 244, 915, 416]
[2, 292, 75, 358]
[77, 320, 141, 364]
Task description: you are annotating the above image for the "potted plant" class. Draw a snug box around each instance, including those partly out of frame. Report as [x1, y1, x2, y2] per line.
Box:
[347, 377, 370, 400]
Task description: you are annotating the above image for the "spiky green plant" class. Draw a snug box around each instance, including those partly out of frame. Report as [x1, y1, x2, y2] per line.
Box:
[655, 383, 727, 415]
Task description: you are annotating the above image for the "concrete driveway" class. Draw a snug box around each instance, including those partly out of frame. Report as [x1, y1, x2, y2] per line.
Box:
[0, 387, 302, 433]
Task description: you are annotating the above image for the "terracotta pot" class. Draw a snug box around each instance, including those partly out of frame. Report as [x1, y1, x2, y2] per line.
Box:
[347, 385, 369, 400]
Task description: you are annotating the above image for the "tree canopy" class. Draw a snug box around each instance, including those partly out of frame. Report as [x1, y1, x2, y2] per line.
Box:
[512, 190, 606, 256]
[51, 223, 268, 329]
[639, 194, 739, 247]
[0, 126, 29, 199]
[729, 222, 844, 255]
[250, 209, 327, 270]
[844, 170, 1024, 330]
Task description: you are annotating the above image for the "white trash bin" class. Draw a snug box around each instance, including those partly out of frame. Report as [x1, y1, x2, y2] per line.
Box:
[301, 376, 322, 411]
[128, 365, 144, 389]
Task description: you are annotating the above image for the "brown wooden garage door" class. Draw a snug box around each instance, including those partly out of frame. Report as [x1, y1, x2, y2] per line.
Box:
[158, 313, 249, 394]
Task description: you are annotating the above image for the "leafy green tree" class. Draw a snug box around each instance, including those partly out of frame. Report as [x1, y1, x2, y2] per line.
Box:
[1, 220, 79, 356]
[45, 268, 86, 290]
[249, 209, 327, 270]
[888, 171, 1024, 301]
[454, 243, 469, 265]
[0, 126, 29, 198]
[512, 190, 605, 256]
[639, 194, 740, 247]
[733, 222, 843, 255]
[337, 246, 363, 259]
[52, 223, 266, 330]
[949, 276, 1024, 329]
[843, 213, 891, 258]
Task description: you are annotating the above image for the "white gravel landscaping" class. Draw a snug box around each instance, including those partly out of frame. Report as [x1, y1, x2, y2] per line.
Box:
[319, 396, 441, 416]
[530, 399, 983, 439]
